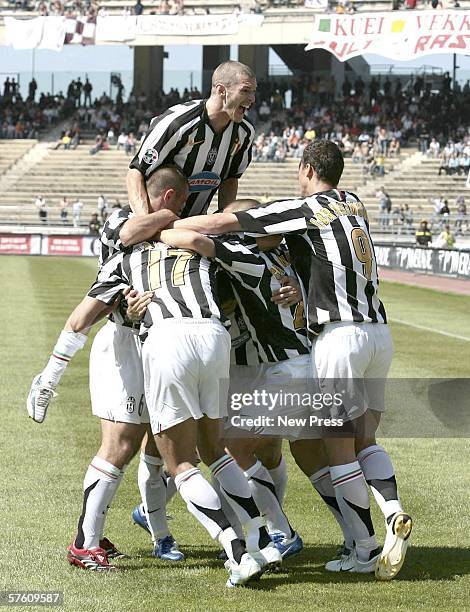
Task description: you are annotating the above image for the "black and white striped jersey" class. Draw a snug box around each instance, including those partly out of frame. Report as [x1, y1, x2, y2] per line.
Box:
[98, 206, 133, 266]
[234, 189, 387, 332]
[129, 100, 255, 218]
[96, 205, 136, 328]
[212, 236, 310, 364]
[88, 241, 229, 333]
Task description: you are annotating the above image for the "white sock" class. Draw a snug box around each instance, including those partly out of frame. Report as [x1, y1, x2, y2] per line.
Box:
[330, 462, 378, 561]
[212, 477, 244, 540]
[138, 453, 170, 541]
[357, 445, 403, 521]
[96, 466, 125, 541]
[76, 456, 121, 550]
[175, 467, 230, 540]
[42, 330, 87, 387]
[245, 460, 294, 539]
[217, 527, 246, 564]
[268, 455, 288, 505]
[210, 454, 271, 553]
[310, 466, 354, 550]
[163, 470, 177, 505]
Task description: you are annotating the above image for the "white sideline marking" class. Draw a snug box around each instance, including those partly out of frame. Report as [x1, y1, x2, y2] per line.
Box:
[389, 318, 470, 342]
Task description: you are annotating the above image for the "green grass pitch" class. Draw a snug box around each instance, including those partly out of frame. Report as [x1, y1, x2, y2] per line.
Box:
[1, 255, 469, 611]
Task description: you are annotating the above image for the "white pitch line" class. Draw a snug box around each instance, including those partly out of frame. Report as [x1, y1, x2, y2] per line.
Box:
[389, 318, 470, 342]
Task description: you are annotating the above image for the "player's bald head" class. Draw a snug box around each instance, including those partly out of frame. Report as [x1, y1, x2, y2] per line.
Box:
[146, 165, 189, 200]
[211, 61, 256, 91]
[222, 198, 260, 213]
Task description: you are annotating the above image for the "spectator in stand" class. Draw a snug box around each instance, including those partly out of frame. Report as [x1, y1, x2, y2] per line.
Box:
[258, 101, 270, 121]
[28, 78, 38, 102]
[436, 224, 455, 249]
[416, 220, 432, 246]
[125, 132, 136, 155]
[88, 213, 101, 236]
[72, 198, 83, 228]
[117, 131, 128, 150]
[134, 0, 143, 13]
[35, 195, 47, 224]
[428, 138, 440, 158]
[59, 196, 69, 225]
[376, 186, 391, 227]
[83, 78, 93, 107]
[403, 203, 414, 235]
[97, 194, 107, 221]
[89, 133, 108, 155]
[455, 197, 467, 235]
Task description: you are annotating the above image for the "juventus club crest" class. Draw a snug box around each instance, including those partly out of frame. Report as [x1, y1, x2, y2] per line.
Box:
[126, 396, 136, 413]
[207, 147, 218, 166]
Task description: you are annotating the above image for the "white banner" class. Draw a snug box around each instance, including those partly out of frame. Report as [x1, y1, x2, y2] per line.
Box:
[95, 15, 138, 42]
[4, 16, 43, 49]
[39, 16, 66, 50]
[136, 13, 239, 36]
[306, 10, 470, 62]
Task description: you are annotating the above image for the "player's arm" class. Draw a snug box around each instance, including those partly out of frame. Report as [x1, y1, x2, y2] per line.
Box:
[126, 168, 150, 216]
[64, 295, 116, 333]
[159, 229, 216, 258]
[174, 212, 242, 235]
[217, 178, 238, 210]
[119, 209, 179, 247]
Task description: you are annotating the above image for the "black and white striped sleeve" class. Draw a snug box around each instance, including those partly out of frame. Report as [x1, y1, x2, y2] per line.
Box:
[211, 237, 266, 289]
[234, 198, 310, 236]
[129, 100, 203, 177]
[87, 252, 129, 304]
[99, 207, 133, 264]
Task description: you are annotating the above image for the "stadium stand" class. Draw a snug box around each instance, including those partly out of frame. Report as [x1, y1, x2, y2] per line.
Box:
[1, 0, 469, 16]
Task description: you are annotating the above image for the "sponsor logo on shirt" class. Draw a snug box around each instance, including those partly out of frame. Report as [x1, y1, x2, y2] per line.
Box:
[143, 148, 159, 165]
[188, 171, 221, 193]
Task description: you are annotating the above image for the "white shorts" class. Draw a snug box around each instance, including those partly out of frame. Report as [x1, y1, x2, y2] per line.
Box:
[227, 354, 316, 440]
[142, 318, 231, 434]
[89, 320, 149, 424]
[311, 322, 393, 419]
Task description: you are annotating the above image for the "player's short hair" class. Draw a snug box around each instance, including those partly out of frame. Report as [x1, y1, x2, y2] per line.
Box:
[146, 165, 189, 199]
[222, 198, 260, 213]
[211, 61, 256, 90]
[302, 140, 344, 187]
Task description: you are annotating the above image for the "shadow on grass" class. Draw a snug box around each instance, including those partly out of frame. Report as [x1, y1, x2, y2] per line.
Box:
[119, 544, 470, 584]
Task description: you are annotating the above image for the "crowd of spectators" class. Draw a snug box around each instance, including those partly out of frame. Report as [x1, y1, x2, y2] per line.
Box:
[33, 192, 123, 228]
[1, 77, 75, 139]
[249, 73, 470, 179]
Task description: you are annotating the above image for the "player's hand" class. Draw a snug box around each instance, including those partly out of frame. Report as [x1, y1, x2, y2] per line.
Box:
[271, 276, 302, 307]
[126, 289, 153, 322]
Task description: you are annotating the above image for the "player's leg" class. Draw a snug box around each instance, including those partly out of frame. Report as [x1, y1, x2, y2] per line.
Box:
[225, 435, 298, 557]
[142, 320, 262, 586]
[68, 420, 145, 571]
[133, 427, 184, 561]
[157, 418, 261, 586]
[254, 438, 287, 504]
[289, 438, 354, 555]
[312, 323, 380, 574]
[198, 417, 281, 571]
[356, 323, 412, 580]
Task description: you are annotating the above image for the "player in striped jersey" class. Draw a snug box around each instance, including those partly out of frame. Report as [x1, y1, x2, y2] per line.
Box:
[156, 216, 307, 558]
[172, 140, 412, 580]
[127, 61, 256, 218]
[27, 166, 189, 570]
[89, 241, 283, 585]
